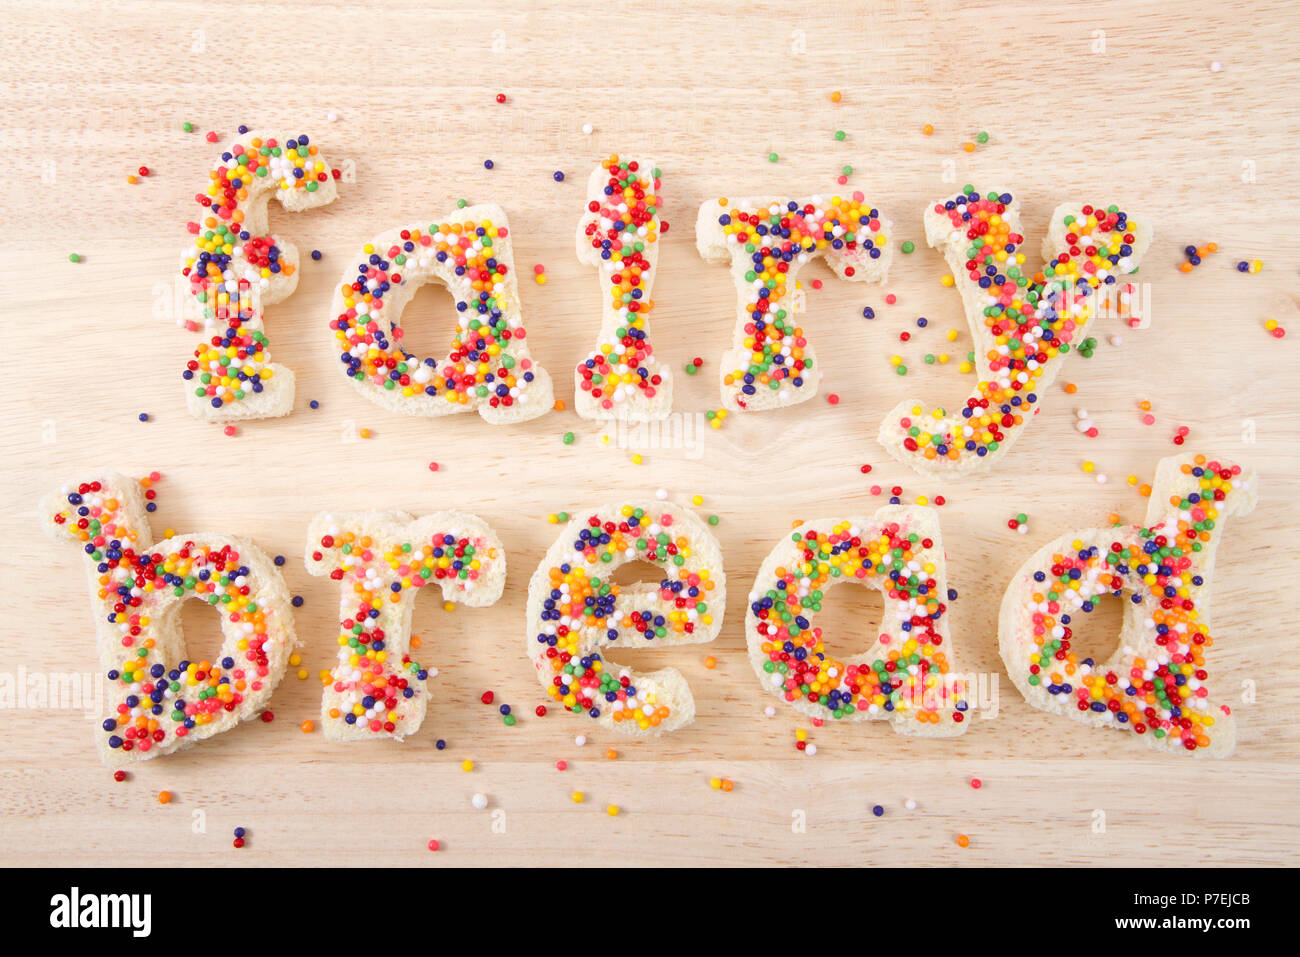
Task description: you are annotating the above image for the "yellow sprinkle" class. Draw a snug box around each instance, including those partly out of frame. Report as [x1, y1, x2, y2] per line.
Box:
[941, 275, 955, 287]
[571, 791, 584, 803]
[606, 805, 620, 816]
[691, 494, 703, 506]
[1082, 461, 1095, 473]
[461, 760, 474, 772]
[710, 777, 723, 789]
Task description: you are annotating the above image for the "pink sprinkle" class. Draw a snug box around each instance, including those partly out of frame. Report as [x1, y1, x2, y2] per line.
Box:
[827, 393, 840, 405]
[428, 462, 439, 472]
[556, 760, 567, 771]
[205, 131, 218, 143]
[811, 279, 823, 290]
[427, 839, 440, 852]
[869, 485, 882, 495]
[884, 293, 897, 305]
[1085, 427, 1099, 438]
[223, 425, 237, 437]
[1141, 414, 1155, 425]
[970, 777, 982, 789]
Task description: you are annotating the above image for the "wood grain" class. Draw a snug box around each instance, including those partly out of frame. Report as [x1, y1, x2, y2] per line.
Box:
[1, 0, 1298, 866]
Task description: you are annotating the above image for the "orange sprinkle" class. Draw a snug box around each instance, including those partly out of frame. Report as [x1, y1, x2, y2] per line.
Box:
[962, 141, 976, 152]
[830, 90, 842, 103]
[704, 656, 717, 669]
[553, 399, 566, 411]
[157, 790, 172, 805]
[604, 748, 618, 760]
[956, 834, 970, 847]
[1063, 382, 1078, 394]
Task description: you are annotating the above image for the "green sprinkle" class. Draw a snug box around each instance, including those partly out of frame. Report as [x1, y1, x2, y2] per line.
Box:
[841, 165, 853, 176]
[68, 253, 81, 263]
[976, 131, 989, 144]
[562, 431, 575, 445]
[834, 130, 846, 141]
[767, 152, 779, 163]
[456, 198, 468, 208]
[182, 122, 193, 133]
[896, 365, 908, 376]
[708, 515, 719, 526]
[684, 362, 697, 375]
[901, 241, 915, 254]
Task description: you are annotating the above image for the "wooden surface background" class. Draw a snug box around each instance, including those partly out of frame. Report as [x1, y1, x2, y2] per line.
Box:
[1, 0, 1298, 867]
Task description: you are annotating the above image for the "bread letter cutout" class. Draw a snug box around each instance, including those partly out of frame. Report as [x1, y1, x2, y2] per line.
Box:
[999, 454, 1257, 757]
[575, 155, 670, 421]
[306, 511, 505, 741]
[180, 132, 338, 421]
[696, 194, 892, 412]
[747, 507, 972, 735]
[878, 188, 1152, 476]
[39, 474, 298, 764]
[329, 206, 554, 422]
[526, 504, 725, 734]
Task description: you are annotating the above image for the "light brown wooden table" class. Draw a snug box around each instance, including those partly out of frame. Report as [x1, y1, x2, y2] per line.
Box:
[1, 0, 1297, 866]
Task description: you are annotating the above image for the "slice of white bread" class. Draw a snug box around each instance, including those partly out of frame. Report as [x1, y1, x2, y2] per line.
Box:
[746, 505, 974, 737]
[181, 131, 338, 422]
[328, 204, 554, 424]
[877, 189, 1152, 477]
[305, 509, 506, 741]
[696, 194, 892, 413]
[38, 473, 299, 765]
[574, 155, 673, 422]
[525, 503, 725, 735]
[998, 453, 1258, 757]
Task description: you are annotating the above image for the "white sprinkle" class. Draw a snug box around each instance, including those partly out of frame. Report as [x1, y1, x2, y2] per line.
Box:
[805, 744, 817, 756]
[904, 798, 917, 810]
[574, 735, 586, 747]
[471, 793, 488, 810]
[1109, 335, 1123, 346]
[655, 487, 668, 500]
[327, 111, 339, 122]
[1096, 473, 1108, 484]
[582, 123, 593, 135]
[1210, 61, 1222, 72]
[1017, 525, 1028, 535]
